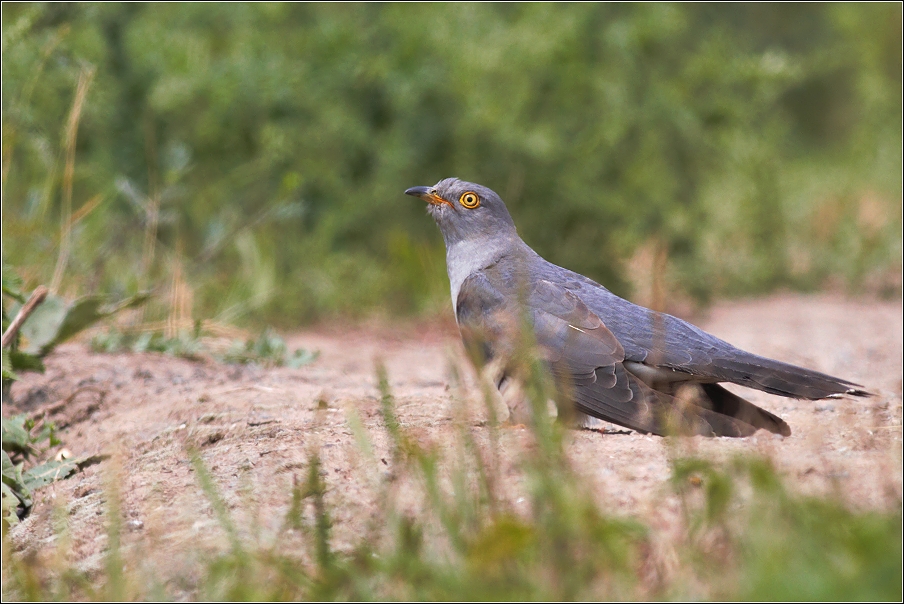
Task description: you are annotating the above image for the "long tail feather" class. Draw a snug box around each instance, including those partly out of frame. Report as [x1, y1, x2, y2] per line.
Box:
[711, 354, 871, 400]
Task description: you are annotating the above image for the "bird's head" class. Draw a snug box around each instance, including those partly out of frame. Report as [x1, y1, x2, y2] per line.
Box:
[405, 178, 517, 247]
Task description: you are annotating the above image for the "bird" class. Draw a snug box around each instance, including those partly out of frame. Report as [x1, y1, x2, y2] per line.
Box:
[405, 177, 870, 437]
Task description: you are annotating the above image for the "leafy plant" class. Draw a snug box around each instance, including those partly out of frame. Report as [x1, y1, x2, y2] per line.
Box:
[671, 455, 902, 601]
[90, 327, 205, 360]
[90, 326, 318, 368]
[14, 291, 151, 357]
[1, 414, 78, 527]
[220, 329, 319, 368]
[1, 266, 44, 391]
[1, 264, 150, 397]
[2, 266, 147, 526]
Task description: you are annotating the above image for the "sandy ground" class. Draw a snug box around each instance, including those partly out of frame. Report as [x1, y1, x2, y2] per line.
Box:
[4, 293, 902, 579]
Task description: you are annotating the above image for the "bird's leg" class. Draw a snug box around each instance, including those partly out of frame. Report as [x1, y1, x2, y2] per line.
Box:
[499, 377, 561, 425]
[547, 371, 606, 430]
[478, 357, 532, 425]
[499, 375, 533, 425]
[567, 412, 607, 430]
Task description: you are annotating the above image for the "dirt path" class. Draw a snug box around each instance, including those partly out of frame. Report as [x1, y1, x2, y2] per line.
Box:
[5, 294, 902, 578]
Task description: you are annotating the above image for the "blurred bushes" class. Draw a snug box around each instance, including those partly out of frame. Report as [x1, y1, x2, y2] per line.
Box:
[2, 3, 901, 326]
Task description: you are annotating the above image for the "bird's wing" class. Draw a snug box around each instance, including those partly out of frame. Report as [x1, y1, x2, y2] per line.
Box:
[528, 279, 757, 435]
[557, 268, 867, 399]
[456, 273, 753, 436]
[526, 278, 660, 431]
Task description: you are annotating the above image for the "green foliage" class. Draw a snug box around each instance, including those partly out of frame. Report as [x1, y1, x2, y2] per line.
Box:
[1, 267, 25, 304]
[1, 267, 43, 392]
[1, 264, 150, 396]
[0, 414, 79, 528]
[1, 264, 147, 526]
[221, 329, 319, 368]
[2, 4, 900, 325]
[90, 327, 204, 359]
[0, 413, 59, 458]
[90, 326, 318, 368]
[15, 291, 151, 356]
[1, 453, 32, 527]
[672, 456, 903, 601]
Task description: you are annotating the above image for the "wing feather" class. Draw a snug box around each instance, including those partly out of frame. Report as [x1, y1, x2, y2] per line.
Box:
[458, 274, 745, 435]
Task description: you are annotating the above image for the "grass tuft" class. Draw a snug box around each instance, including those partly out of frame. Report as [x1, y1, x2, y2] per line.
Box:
[2, 363, 900, 601]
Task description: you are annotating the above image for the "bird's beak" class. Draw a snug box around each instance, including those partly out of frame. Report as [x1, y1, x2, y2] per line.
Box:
[405, 186, 452, 207]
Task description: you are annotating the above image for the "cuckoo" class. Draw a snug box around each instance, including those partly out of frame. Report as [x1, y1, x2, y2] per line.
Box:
[405, 178, 868, 437]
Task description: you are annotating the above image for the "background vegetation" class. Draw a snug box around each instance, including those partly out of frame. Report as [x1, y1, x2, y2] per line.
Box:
[2, 3, 902, 325]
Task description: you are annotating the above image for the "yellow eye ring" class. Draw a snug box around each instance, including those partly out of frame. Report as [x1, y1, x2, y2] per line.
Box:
[459, 191, 480, 209]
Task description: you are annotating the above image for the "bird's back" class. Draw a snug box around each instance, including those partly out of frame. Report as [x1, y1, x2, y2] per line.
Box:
[512, 251, 865, 400]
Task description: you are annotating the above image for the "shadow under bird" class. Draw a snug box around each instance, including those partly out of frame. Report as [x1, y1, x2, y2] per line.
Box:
[406, 178, 870, 437]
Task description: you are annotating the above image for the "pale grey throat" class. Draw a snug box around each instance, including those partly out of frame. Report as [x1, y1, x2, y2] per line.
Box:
[445, 237, 516, 314]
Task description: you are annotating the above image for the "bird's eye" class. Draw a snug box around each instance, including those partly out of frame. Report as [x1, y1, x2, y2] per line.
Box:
[459, 192, 480, 209]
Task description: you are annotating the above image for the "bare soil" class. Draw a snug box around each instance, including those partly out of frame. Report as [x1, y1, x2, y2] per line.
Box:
[5, 294, 902, 579]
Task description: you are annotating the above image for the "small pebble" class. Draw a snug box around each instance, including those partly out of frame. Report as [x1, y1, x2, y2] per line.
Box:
[126, 519, 144, 531]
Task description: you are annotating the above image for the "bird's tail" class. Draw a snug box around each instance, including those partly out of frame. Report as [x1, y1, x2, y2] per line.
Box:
[711, 354, 871, 400]
[637, 383, 790, 438]
[587, 378, 790, 438]
[697, 383, 791, 436]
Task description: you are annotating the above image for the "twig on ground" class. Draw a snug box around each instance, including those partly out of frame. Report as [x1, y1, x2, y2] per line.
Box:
[28, 385, 107, 424]
[2, 286, 49, 348]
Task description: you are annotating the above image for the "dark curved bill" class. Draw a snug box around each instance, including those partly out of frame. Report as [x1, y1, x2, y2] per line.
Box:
[405, 186, 431, 198]
[404, 186, 451, 206]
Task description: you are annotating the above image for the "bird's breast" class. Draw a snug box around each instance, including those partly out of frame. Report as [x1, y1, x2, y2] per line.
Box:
[446, 240, 510, 315]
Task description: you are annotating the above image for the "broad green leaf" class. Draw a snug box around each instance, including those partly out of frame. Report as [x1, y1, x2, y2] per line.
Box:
[1, 349, 19, 382]
[44, 295, 106, 353]
[1, 482, 21, 527]
[19, 291, 151, 355]
[1, 265, 25, 303]
[1, 450, 32, 510]
[8, 350, 45, 373]
[48, 291, 152, 353]
[1, 450, 22, 483]
[22, 458, 80, 491]
[1, 415, 32, 455]
[16, 293, 68, 355]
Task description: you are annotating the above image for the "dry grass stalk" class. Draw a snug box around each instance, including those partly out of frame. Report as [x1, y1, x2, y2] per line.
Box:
[50, 64, 96, 294]
[165, 243, 194, 339]
[141, 114, 161, 290]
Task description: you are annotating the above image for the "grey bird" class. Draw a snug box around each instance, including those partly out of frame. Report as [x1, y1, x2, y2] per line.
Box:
[405, 178, 869, 437]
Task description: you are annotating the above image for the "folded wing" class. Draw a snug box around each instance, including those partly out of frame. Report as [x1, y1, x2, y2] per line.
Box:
[456, 273, 780, 436]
